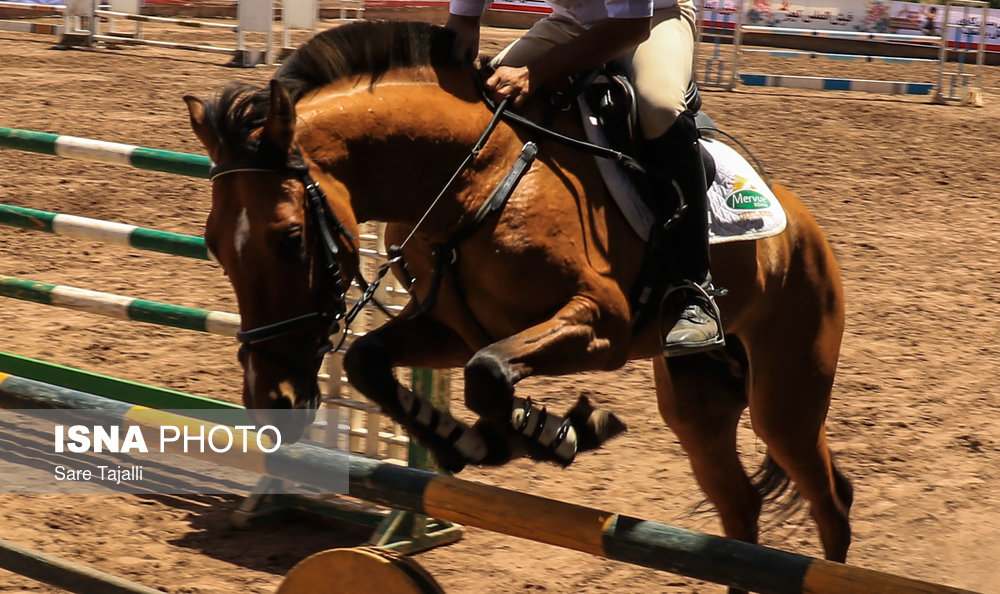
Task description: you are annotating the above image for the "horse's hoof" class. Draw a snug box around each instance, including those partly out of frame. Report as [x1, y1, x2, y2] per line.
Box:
[566, 393, 627, 451]
[431, 429, 487, 474]
[433, 449, 467, 474]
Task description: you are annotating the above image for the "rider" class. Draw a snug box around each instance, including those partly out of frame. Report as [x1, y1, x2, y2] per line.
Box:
[445, 0, 725, 356]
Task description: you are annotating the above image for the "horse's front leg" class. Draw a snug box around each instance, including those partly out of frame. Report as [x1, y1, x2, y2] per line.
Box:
[463, 295, 630, 467]
[342, 312, 487, 473]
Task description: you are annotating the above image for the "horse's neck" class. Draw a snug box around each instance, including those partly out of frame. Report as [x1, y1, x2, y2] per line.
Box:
[296, 80, 507, 235]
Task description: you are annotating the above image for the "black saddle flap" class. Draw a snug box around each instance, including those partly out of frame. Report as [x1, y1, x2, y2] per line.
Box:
[582, 72, 641, 161]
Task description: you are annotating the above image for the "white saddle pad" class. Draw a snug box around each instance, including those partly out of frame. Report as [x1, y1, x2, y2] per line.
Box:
[578, 101, 787, 244]
[702, 137, 787, 245]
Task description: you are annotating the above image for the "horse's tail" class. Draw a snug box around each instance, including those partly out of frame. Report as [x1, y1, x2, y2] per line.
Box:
[750, 453, 805, 530]
[687, 452, 804, 526]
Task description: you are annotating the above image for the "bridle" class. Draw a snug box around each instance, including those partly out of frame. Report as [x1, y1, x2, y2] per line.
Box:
[209, 152, 358, 374]
[208, 69, 652, 371]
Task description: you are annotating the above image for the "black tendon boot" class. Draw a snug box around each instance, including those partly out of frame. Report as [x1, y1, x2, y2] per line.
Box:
[646, 110, 725, 356]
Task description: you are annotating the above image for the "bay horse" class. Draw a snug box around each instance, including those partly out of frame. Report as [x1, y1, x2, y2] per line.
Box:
[184, 21, 852, 564]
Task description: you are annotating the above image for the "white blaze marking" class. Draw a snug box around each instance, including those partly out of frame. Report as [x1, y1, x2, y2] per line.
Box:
[234, 207, 250, 259]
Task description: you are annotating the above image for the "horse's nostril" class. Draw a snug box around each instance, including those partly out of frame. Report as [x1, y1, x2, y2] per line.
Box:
[273, 394, 294, 409]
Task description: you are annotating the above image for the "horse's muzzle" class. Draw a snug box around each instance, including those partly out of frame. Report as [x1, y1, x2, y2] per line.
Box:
[244, 375, 320, 443]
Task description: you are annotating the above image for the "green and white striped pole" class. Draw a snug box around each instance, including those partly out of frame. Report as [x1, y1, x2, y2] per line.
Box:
[0, 127, 211, 178]
[0, 204, 209, 260]
[0, 275, 239, 336]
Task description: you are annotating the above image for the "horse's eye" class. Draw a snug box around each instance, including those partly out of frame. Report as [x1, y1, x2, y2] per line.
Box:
[278, 223, 305, 258]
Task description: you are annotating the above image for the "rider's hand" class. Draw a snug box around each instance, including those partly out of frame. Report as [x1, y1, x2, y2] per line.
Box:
[486, 65, 535, 108]
[444, 14, 482, 62]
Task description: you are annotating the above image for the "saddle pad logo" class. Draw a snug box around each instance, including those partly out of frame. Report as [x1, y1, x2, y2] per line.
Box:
[725, 189, 772, 210]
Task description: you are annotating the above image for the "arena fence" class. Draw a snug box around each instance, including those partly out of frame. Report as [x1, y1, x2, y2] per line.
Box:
[695, 0, 988, 105]
[0, 0, 343, 66]
[65, 0, 275, 67]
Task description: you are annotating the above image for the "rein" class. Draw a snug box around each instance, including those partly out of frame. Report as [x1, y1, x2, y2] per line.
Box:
[384, 67, 649, 337]
[217, 69, 651, 358]
[474, 68, 646, 176]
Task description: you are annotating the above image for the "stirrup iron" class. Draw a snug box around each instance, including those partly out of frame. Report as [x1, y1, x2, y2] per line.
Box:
[660, 280, 726, 357]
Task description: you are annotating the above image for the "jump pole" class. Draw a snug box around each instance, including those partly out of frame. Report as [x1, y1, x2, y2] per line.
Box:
[737, 74, 935, 95]
[0, 1, 63, 11]
[0, 127, 211, 178]
[0, 200, 406, 452]
[0, 372, 975, 594]
[716, 0, 988, 103]
[96, 9, 239, 30]
[733, 24, 939, 96]
[0, 204, 210, 260]
[0, 20, 63, 34]
[0, 1, 65, 36]
[739, 49, 938, 65]
[0, 275, 241, 336]
[0, 202, 388, 265]
[0, 350, 243, 413]
[739, 24, 943, 43]
[0, 538, 164, 594]
[0, 274, 390, 342]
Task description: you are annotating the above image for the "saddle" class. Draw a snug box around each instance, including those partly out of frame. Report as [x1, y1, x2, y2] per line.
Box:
[458, 66, 783, 336]
[568, 71, 785, 248]
[576, 70, 717, 224]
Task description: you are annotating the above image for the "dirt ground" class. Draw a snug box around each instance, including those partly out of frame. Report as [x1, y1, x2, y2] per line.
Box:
[1, 14, 999, 594]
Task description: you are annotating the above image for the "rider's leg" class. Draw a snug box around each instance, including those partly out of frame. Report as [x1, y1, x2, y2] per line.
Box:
[628, 0, 724, 356]
[647, 113, 725, 355]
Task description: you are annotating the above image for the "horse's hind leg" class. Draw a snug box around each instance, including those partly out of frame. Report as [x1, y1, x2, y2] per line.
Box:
[747, 338, 852, 562]
[654, 350, 763, 548]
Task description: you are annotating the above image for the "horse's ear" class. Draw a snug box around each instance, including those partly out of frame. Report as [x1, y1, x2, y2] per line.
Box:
[183, 95, 220, 160]
[263, 79, 296, 153]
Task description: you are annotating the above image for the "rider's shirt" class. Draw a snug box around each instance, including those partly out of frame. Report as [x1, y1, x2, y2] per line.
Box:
[450, 0, 679, 27]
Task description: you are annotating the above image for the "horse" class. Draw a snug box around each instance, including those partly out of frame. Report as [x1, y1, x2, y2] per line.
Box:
[184, 20, 853, 565]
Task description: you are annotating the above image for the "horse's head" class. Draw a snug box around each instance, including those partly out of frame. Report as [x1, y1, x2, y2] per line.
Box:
[184, 79, 359, 441]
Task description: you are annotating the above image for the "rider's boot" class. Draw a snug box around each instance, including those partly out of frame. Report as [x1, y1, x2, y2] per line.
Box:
[645, 110, 725, 357]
